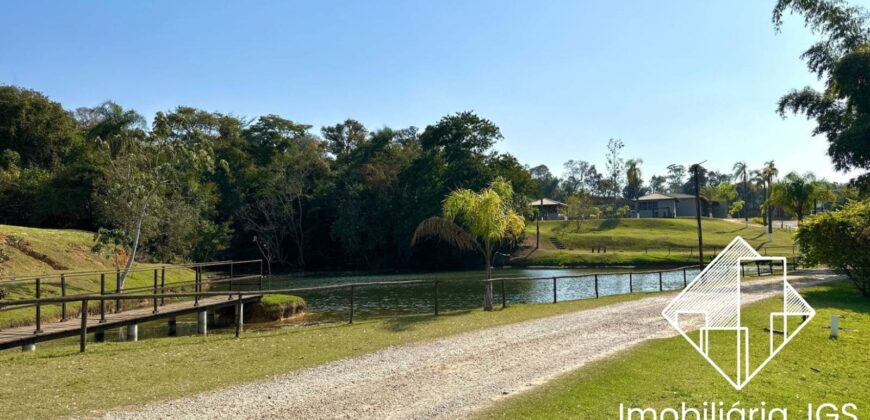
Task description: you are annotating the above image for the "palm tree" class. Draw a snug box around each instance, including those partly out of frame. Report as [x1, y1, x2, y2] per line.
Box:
[625, 159, 644, 216]
[771, 172, 818, 222]
[732, 161, 749, 222]
[82, 101, 147, 158]
[412, 178, 525, 311]
[762, 161, 779, 238]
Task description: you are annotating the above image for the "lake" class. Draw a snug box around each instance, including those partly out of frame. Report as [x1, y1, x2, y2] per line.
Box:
[261, 266, 700, 320]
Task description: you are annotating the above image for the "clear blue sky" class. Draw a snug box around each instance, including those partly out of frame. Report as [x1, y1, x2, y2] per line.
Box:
[1, 0, 858, 182]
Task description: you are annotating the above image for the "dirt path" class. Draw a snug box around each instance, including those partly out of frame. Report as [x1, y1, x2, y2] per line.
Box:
[107, 272, 838, 420]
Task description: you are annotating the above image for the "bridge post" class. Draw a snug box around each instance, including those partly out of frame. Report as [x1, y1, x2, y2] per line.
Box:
[168, 317, 177, 337]
[234, 295, 244, 338]
[95, 330, 105, 343]
[197, 311, 208, 336]
[34, 277, 42, 334]
[629, 272, 633, 293]
[115, 269, 121, 313]
[80, 299, 88, 353]
[152, 269, 159, 314]
[160, 267, 166, 306]
[126, 324, 138, 342]
[100, 274, 106, 323]
[60, 274, 68, 321]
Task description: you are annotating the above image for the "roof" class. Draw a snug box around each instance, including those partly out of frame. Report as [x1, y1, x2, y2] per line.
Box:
[638, 192, 706, 201]
[528, 198, 565, 206]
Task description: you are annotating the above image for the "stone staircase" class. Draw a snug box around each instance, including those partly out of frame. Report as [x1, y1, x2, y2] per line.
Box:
[548, 237, 566, 250]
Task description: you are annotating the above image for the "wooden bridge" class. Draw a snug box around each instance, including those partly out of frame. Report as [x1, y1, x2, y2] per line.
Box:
[0, 260, 266, 352]
[0, 294, 262, 352]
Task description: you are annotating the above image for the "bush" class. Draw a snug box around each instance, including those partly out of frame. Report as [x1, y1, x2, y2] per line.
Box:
[797, 200, 870, 297]
[249, 294, 306, 322]
[0, 288, 6, 300]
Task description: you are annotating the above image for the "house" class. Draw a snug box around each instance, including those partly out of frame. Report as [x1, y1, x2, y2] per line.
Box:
[636, 192, 725, 218]
[529, 198, 565, 220]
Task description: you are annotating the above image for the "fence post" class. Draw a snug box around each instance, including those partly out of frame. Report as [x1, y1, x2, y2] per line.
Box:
[194, 267, 201, 307]
[152, 269, 159, 314]
[552, 277, 557, 303]
[80, 299, 88, 353]
[629, 272, 633, 293]
[659, 271, 663, 291]
[234, 293, 243, 338]
[115, 269, 121, 313]
[349, 285, 355, 324]
[60, 274, 68, 322]
[99, 273, 106, 323]
[160, 266, 166, 306]
[594, 274, 599, 298]
[683, 268, 687, 287]
[501, 279, 507, 309]
[230, 261, 234, 279]
[34, 278, 42, 334]
[434, 281, 439, 316]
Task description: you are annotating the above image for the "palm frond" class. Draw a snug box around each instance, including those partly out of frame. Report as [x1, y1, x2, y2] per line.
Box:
[411, 216, 482, 253]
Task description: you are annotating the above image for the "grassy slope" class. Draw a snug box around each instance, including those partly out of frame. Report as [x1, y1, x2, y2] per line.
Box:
[0, 291, 665, 418]
[0, 224, 193, 328]
[480, 281, 870, 419]
[516, 218, 796, 266]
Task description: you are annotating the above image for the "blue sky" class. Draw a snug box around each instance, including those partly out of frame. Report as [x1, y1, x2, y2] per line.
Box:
[0, 1, 858, 181]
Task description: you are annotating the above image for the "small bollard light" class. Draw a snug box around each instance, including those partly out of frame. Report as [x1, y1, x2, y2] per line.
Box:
[830, 315, 840, 339]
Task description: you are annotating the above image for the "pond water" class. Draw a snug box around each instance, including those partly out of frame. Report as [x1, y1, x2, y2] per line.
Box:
[258, 266, 700, 320]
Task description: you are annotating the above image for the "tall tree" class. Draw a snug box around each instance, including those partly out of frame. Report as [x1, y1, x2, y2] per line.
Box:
[774, 0, 870, 188]
[623, 158, 645, 214]
[604, 138, 625, 204]
[411, 178, 524, 311]
[666, 164, 686, 193]
[562, 160, 591, 195]
[732, 161, 750, 222]
[762, 161, 779, 236]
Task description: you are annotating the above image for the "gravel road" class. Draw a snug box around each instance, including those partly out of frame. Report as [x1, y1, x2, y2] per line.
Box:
[106, 272, 836, 420]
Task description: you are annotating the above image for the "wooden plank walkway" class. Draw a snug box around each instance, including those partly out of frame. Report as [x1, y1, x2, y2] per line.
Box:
[0, 294, 262, 351]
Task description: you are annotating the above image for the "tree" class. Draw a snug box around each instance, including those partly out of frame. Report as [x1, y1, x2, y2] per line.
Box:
[770, 172, 818, 222]
[92, 111, 217, 287]
[666, 164, 686, 193]
[411, 178, 524, 311]
[774, 0, 870, 187]
[0, 86, 83, 168]
[604, 138, 625, 203]
[321, 119, 368, 158]
[648, 175, 667, 193]
[564, 194, 593, 231]
[762, 161, 779, 235]
[733, 161, 750, 221]
[623, 158, 645, 214]
[242, 119, 329, 268]
[530, 164, 562, 199]
[562, 160, 592, 195]
[796, 199, 870, 297]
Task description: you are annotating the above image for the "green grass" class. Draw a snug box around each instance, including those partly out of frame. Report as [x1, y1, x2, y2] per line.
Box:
[479, 281, 870, 419]
[0, 290, 666, 418]
[518, 218, 797, 266]
[0, 224, 195, 328]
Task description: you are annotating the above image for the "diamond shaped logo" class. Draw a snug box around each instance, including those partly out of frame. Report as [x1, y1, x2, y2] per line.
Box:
[662, 237, 815, 390]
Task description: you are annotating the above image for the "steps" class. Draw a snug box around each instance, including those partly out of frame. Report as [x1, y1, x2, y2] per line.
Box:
[549, 237, 566, 250]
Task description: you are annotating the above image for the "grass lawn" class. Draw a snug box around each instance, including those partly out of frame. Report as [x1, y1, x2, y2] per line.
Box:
[0, 224, 196, 328]
[517, 218, 797, 267]
[0, 290, 666, 418]
[479, 280, 870, 419]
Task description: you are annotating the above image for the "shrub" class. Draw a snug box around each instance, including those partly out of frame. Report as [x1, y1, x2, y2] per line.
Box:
[0, 288, 6, 300]
[796, 200, 870, 297]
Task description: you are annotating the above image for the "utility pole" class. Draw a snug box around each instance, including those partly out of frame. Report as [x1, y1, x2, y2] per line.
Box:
[691, 162, 706, 270]
[536, 198, 542, 249]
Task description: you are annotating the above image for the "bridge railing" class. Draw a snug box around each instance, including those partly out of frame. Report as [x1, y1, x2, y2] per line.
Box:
[0, 259, 263, 331]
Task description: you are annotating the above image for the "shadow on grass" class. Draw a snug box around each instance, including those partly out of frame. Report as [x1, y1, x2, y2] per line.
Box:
[801, 280, 870, 314]
[378, 309, 477, 332]
[593, 219, 621, 232]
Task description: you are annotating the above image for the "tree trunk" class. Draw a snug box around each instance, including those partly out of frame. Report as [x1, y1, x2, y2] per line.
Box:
[483, 242, 494, 311]
[118, 206, 147, 289]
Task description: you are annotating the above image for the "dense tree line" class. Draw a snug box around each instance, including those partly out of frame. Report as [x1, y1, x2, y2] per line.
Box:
[0, 87, 536, 271]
